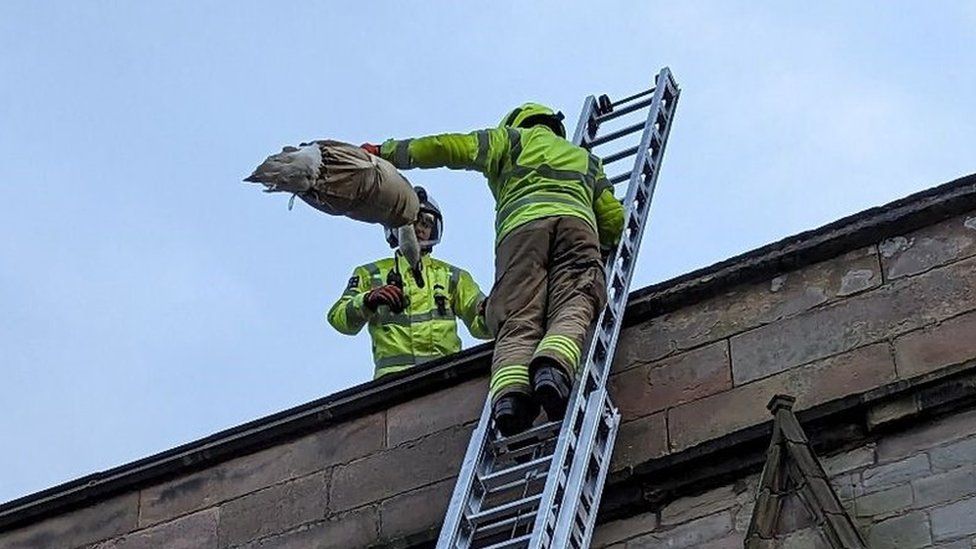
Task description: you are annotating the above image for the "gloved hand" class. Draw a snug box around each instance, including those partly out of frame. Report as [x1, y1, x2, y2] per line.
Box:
[364, 285, 406, 313]
[360, 143, 381, 156]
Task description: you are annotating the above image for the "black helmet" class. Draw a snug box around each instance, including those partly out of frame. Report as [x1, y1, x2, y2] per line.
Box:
[385, 186, 443, 251]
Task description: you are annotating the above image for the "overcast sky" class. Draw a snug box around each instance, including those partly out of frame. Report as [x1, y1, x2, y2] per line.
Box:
[1, 2, 974, 504]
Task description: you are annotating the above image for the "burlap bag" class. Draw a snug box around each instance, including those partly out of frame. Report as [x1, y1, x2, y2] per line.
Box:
[299, 140, 419, 228]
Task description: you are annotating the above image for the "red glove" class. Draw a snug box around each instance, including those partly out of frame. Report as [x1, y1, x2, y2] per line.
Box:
[360, 143, 381, 156]
[364, 285, 405, 312]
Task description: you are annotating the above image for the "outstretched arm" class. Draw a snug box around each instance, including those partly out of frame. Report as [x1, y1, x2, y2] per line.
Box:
[379, 128, 510, 176]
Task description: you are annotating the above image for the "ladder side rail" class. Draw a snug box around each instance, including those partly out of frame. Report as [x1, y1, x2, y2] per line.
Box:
[437, 397, 495, 548]
[550, 68, 680, 546]
[572, 403, 620, 549]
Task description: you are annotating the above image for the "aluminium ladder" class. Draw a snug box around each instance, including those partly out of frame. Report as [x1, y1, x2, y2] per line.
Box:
[438, 67, 680, 549]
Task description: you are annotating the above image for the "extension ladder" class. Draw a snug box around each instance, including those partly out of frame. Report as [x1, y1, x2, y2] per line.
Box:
[437, 67, 680, 549]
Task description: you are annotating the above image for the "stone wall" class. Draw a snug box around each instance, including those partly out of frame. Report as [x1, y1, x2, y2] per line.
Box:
[592, 406, 976, 549]
[1, 182, 975, 548]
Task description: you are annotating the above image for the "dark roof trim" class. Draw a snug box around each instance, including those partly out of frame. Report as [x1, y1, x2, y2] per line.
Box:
[2, 173, 975, 531]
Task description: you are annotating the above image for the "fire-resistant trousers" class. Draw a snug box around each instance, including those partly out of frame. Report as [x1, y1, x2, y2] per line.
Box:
[485, 216, 607, 402]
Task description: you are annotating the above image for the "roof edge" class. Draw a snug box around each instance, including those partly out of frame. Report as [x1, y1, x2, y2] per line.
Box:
[2, 172, 975, 530]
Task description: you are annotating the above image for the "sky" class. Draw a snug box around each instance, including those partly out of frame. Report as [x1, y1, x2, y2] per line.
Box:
[1, 2, 974, 504]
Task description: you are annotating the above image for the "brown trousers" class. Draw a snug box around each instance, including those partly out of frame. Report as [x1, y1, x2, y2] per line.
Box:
[485, 216, 607, 401]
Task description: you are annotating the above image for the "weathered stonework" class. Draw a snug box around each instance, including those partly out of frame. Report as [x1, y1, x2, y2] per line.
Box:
[2, 176, 975, 549]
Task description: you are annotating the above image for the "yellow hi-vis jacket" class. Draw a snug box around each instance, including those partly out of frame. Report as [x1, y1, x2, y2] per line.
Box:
[380, 126, 625, 249]
[327, 254, 491, 378]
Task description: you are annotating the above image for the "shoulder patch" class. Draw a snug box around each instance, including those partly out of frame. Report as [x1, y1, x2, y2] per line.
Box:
[347, 276, 360, 290]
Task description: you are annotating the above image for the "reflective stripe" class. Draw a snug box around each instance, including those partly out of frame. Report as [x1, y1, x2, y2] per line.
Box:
[344, 298, 366, 325]
[375, 354, 417, 369]
[363, 263, 383, 288]
[376, 310, 454, 327]
[490, 364, 530, 395]
[494, 193, 595, 232]
[375, 354, 437, 372]
[506, 128, 522, 169]
[448, 267, 461, 295]
[474, 130, 490, 170]
[394, 139, 413, 168]
[536, 334, 581, 371]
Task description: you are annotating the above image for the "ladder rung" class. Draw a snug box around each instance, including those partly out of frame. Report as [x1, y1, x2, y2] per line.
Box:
[467, 494, 542, 527]
[480, 533, 532, 549]
[611, 87, 655, 109]
[588, 121, 645, 148]
[595, 96, 653, 123]
[480, 455, 553, 491]
[494, 420, 561, 451]
[602, 145, 638, 165]
[608, 171, 630, 185]
[472, 509, 539, 541]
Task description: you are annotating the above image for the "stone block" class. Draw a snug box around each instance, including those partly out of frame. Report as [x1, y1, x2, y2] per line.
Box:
[879, 214, 976, 280]
[0, 493, 138, 549]
[660, 485, 738, 526]
[867, 396, 920, 431]
[613, 247, 881, 369]
[930, 436, 976, 471]
[590, 509, 658, 548]
[625, 511, 732, 548]
[895, 309, 976, 379]
[387, 378, 487, 447]
[912, 466, 976, 509]
[93, 509, 218, 549]
[233, 506, 378, 549]
[867, 511, 932, 549]
[861, 454, 930, 493]
[696, 530, 746, 548]
[609, 341, 731, 419]
[378, 479, 454, 542]
[669, 344, 895, 451]
[822, 444, 876, 476]
[329, 424, 471, 512]
[877, 407, 976, 463]
[854, 484, 913, 518]
[931, 495, 976, 541]
[730, 255, 976, 384]
[770, 528, 833, 549]
[217, 471, 329, 547]
[610, 412, 668, 472]
[139, 412, 384, 526]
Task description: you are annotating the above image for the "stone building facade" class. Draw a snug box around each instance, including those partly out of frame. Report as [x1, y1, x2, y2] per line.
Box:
[1, 174, 975, 548]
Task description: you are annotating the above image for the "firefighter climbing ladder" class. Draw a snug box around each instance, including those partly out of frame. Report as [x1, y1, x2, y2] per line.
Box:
[438, 67, 680, 549]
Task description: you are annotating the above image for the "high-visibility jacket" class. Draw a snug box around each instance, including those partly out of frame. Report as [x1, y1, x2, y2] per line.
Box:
[328, 254, 491, 378]
[380, 126, 625, 248]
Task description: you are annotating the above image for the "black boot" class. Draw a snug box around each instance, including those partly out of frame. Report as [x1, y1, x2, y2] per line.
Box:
[492, 393, 537, 437]
[531, 357, 572, 422]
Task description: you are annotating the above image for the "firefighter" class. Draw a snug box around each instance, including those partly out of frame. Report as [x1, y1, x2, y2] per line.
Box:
[361, 103, 625, 435]
[328, 187, 492, 379]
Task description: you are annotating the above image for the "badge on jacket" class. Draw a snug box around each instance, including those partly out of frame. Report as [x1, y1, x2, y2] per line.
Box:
[347, 276, 360, 290]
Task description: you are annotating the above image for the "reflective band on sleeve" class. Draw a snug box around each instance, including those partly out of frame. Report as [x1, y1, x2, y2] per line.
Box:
[448, 267, 461, 295]
[506, 128, 522, 169]
[344, 298, 367, 325]
[363, 263, 383, 288]
[394, 139, 413, 169]
[474, 131, 490, 170]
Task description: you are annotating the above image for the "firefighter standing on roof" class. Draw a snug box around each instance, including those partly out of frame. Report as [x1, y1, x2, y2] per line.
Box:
[362, 103, 625, 435]
[328, 187, 492, 379]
